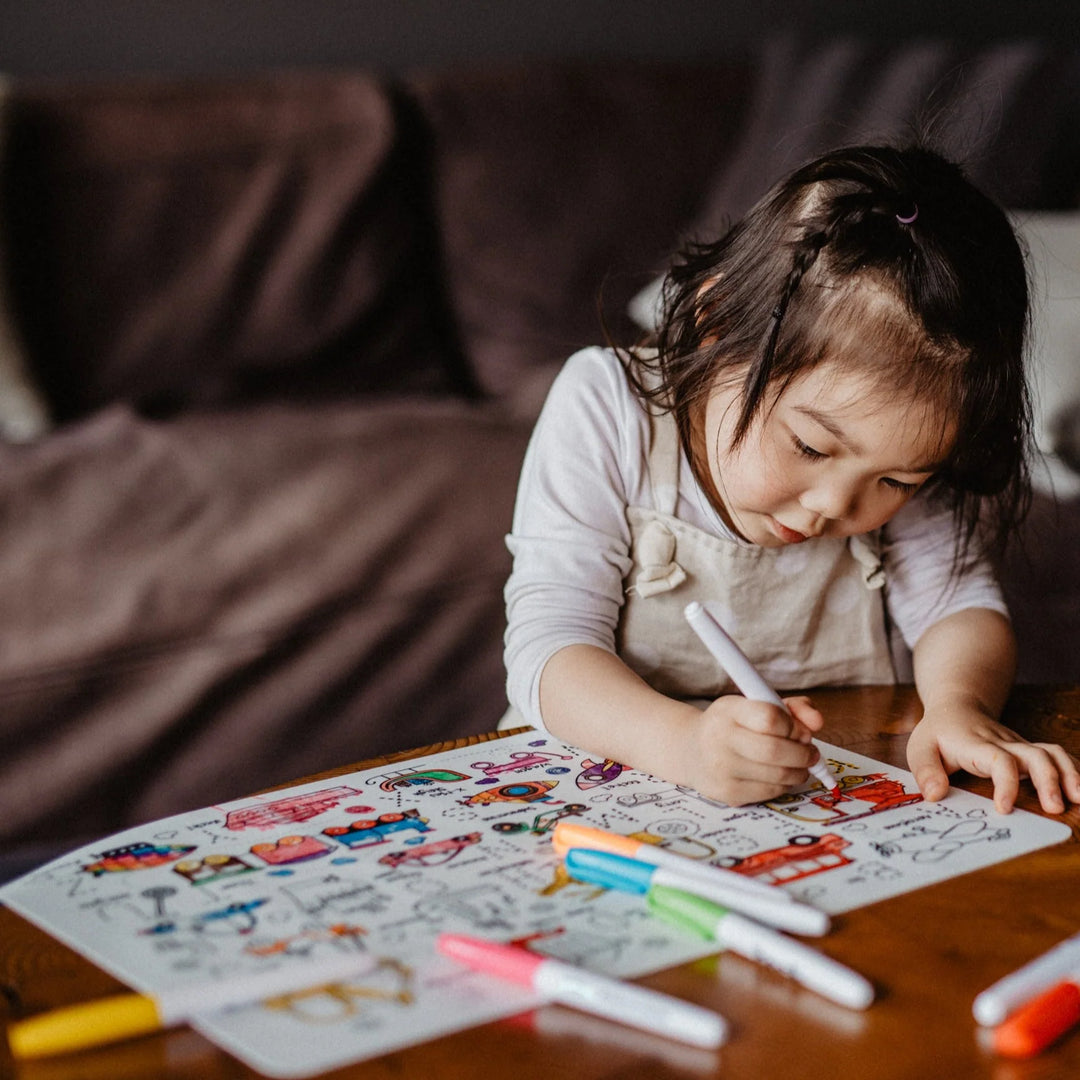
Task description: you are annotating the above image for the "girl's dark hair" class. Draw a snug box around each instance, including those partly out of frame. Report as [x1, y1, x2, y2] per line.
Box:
[629, 144, 1031, 565]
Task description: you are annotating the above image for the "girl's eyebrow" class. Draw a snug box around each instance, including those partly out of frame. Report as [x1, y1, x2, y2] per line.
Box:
[793, 404, 859, 453]
[793, 404, 947, 474]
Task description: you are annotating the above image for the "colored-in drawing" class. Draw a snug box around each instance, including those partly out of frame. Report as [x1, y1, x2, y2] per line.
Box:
[461, 781, 559, 806]
[83, 843, 196, 876]
[251, 836, 334, 866]
[323, 809, 432, 849]
[264, 958, 413, 1023]
[471, 750, 575, 784]
[378, 833, 482, 868]
[576, 758, 624, 789]
[174, 853, 258, 885]
[224, 787, 359, 831]
[2, 729, 1068, 1080]
[491, 803, 587, 836]
[246, 924, 368, 957]
[718, 834, 852, 885]
[195, 899, 268, 936]
[368, 768, 470, 792]
[766, 773, 923, 823]
[543, 860, 607, 899]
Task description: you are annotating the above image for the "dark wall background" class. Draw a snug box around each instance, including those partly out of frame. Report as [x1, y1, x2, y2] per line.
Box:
[2, 0, 1078, 80]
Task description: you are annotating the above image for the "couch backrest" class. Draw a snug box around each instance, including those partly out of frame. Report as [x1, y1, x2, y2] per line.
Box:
[3, 43, 1079, 425]
[2, 72, 476, 422]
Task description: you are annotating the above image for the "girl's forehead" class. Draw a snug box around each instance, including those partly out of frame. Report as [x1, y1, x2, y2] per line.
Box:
[783, 361, 933, 415]
[779, 361, 956, 464]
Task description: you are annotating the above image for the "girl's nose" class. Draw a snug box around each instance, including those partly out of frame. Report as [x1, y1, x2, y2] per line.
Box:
[800, 480, 858, 522]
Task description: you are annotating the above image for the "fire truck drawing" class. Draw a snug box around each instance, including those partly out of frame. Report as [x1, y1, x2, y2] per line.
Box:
[717, 833, 852, 885]
[471, 750, 575, 783]
[224, 786, 359, 831]
[323, 809, 432, 849]
[461, 780, 559, 806]
[83, 842, 196, 876]
[250, 835, 334, 866]
[766, 772, 923, 823]
[378, 832, 482, 868]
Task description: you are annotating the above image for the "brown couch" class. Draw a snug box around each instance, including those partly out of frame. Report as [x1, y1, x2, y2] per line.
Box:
[2, 39, 1079, 873]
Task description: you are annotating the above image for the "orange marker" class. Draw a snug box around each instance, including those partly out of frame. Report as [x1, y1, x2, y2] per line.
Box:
[993, 979, 1080, 1058]
[553, 822, 786, 903]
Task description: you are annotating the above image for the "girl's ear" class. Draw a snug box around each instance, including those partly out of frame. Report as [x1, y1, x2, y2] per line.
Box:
[695, 274, 724, 342]
[695, 273, 723, 305]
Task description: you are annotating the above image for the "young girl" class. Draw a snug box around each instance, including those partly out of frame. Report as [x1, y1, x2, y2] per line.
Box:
[504, 144, 1080, 815]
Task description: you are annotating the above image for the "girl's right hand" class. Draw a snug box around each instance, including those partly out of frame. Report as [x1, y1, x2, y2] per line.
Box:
[687, 694, 825, 805]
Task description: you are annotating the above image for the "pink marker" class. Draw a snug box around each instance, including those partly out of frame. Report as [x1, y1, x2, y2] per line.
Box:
[436, 933, 727, 1049]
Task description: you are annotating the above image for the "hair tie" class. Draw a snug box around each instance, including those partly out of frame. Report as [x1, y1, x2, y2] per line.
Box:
[896, 205, 918, 226]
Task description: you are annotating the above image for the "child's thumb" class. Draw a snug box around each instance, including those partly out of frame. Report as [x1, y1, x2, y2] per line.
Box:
[907, 741, 950, 802]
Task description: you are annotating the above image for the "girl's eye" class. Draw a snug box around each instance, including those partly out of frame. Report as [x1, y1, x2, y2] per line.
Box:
[882, 477, 921, 494]
[793, 437, 826, 461]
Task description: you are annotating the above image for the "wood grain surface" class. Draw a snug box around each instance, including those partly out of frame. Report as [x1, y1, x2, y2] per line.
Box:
[2, 685, 1078, 1080]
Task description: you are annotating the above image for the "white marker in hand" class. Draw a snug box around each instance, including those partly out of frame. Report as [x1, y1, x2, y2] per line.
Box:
[684, 601, 841, 796]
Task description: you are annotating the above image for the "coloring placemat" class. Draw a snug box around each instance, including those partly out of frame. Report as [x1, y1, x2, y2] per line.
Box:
[0, 732, 1070, 1077]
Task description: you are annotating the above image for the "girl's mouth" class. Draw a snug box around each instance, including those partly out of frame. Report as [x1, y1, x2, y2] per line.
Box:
[770, 518, 809, 544]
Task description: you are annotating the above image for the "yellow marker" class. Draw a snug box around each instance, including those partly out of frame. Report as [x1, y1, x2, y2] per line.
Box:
[11, 994, 162, 1058]
[8, 952, 380, 1059]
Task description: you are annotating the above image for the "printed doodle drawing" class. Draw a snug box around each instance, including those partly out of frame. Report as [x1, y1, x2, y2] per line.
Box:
[1, 731, 1069, 1079]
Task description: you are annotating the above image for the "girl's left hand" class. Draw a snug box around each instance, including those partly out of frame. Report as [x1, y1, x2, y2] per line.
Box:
[906, 705, 1080, 814]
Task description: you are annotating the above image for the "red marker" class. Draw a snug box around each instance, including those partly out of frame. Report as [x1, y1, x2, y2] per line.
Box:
[993, 979, 1080, 1058]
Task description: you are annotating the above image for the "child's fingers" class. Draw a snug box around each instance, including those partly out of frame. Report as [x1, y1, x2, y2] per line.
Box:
[1001, 742, 1080, 814]
[987, 750, 1021, 814]
[1037, 743, 1080, 805]
[732, 699, 813, 742]
[906, 735, 951, 803]
[783, 696, 824, 740]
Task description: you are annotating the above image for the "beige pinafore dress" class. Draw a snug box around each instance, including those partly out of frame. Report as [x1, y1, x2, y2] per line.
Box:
[500, 373, 896, 731]
[618, 389, 896, 698]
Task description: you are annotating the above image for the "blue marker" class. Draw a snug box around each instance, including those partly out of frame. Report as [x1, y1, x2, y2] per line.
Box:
[564, 848, 829, 937]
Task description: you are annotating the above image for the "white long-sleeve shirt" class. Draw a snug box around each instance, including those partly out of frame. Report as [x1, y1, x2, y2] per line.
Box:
[504, 347, 1008, 729]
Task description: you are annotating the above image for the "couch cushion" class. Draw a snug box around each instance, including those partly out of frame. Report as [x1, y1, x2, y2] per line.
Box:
[408, 60, 756, 406]
[0, 399, 528, 847]
[2, 72, 471, 421]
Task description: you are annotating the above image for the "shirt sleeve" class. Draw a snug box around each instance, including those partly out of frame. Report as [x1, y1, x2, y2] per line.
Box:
[881, 488, 1009, 651]
[503, 348, 648, 729]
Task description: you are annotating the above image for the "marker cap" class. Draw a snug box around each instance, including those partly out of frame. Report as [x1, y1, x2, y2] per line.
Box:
[9, 993, 162, 1059]
[552, 822, 640, 860]
[994, 980, 1080, 1058]
[648, 884, 725, 938]
[565, 849, 654, 894]
[437, 933, 544, 989]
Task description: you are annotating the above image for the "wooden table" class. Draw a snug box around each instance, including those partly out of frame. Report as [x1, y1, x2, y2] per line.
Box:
[2, 685, 1079, 1079]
